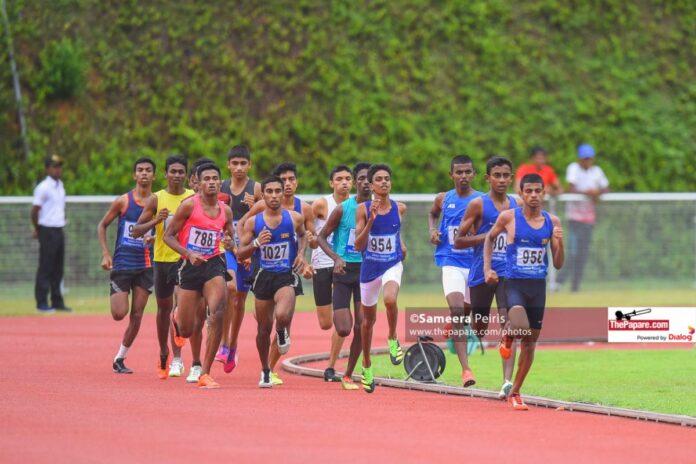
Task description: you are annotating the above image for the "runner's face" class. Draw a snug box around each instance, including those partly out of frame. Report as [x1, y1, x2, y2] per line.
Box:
[450, 163, 475, 190]
[330, 170, 352, 196]
[166, 163, 187, 188]
[356, 169, 371, 197]
[279, 171, 297, 197]
[521, 182, 544, 208]
[228, 157, 250, 179]
[133, 163, 154, 186]
[370, 170, 391, 195]
[485, 165, 512, 194]
[198, 169, 221, 195]
[263, 182, 283, 209]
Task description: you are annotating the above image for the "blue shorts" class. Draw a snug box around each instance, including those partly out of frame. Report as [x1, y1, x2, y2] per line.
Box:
[225, 251, 252, 293]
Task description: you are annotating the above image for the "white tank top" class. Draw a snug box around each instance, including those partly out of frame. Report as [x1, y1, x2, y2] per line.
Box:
[311, 194, 338, 268]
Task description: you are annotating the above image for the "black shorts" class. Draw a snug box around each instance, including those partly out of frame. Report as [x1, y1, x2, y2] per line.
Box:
[110, 269, 153, 296]
[470, 278, 508, 324]
[153, 261, 179, 298]
[313, 267, 333, 306]
[332, 262, 361, 311]
[505, 279, 546, 330]
[252, 269, 300, 301]
[178, 255, 228, 292]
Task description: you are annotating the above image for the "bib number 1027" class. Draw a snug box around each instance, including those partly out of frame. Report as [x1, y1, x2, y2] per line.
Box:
[261, 243, 289, 261]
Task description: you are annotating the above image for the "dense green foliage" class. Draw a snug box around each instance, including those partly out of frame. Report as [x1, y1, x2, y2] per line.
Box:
[1, 0, 695, 195]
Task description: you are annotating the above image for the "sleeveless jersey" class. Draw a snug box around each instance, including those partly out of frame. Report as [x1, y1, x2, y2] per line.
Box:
[360, 200, 403, 283]
[113, 190, 153, 271]
[178, 195, 227, 259]
[221, 179, 256, 246]
[254, 209, 297, 273]
[434, 189, 483, 269]
[333, 196, 362, 263]
[468, 194, 518, 287]
[291, 196, 302, 213]
[154, 188, 194, 262]
[311, 194, 338, 269]
[506, 208, 554, 280]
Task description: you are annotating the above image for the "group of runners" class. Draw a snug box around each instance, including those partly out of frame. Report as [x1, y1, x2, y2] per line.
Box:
[97, 147, 564, 410]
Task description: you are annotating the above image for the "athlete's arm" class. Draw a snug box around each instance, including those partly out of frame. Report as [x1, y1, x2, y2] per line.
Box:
[96, 195, 126, 270]
[483, 210, 513, 285]
[291, 211, 310, 275]
[428, 192, 444, 245]
[354, 201, 376, 251]
[162, 199, 204, 265]
[302, 201, 318, 249]
[398, 202, 408, 260]
[317, 204, 344, 268]
[454, 198, 483, 249]
[253, 182, 263, 202]
[550, 214, 565, 269]
[237, 200, 266, 239]
[312, 197, 327, 221]
[132, 194, 164, 238]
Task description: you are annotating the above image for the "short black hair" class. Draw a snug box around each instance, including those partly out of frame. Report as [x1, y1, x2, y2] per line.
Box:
[261, 175, 283, 191]
[529, 146, 548, 157]
[485, 156, 512, 175]
[196, 163, 221, 178]
[165, 155, 187, 172]
[133, 157, 156, 172]
[228, 145, 251, 161]
[367, 163, 392, 182]
[520, 173, 545, 190]
[191, 157, 214, 178]
[329, 164, 352, 180]
[353, 162, 371, 178]
[450, 154, 474, 173]
[272, 162, 297, 177]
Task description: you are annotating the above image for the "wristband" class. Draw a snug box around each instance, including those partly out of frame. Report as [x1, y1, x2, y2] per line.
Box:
[253, 238, 260, 248]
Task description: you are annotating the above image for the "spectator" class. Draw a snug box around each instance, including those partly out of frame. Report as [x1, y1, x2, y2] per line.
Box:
[514, 146, 562, 196]
[557, 144, 610, 292]
[31, 155, 72, 313]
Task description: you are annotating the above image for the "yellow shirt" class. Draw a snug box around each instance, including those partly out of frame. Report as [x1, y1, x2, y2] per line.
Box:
[154, 189, 194, 262]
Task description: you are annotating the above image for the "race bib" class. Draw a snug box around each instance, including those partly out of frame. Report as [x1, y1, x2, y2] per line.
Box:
[516, 247, 546, 267]
[367, 233, 397, 260]
[345, 228, 356, 254]
[186, 226, 219, 256]
[121, 220, 149, 248]
[260, 242, 290, 269]
[447, 225, 471, 254]
[492, 232, 508, 254]
[163, 214, 173, 231]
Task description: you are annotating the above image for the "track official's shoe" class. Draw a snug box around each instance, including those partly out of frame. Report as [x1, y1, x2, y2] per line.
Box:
[157, 353, 170, 379]
[171, 311, 186, 348]
[388, 338, 404, 365]
[277, 328, 291, 355]
[259, 369, 272, 388]
[510, 393, 528, 411]
[341, 376, 359, 390]
[186, 365, 202, 383]
[498, 380, 513, 399]
[324, 367, 340, 382]
[113, 358, 133, 374]
[168, 358, 184, 377]
[361, 366, 375, 393]
[215, 345, 229, 364]
[270, 371, 283, 385]
[197, 373, 220, 389]
[223, 347, 238, 374]
[498, 336, 513, 360]
[462, 369, 476, 387]
[36, 303, 55, 314]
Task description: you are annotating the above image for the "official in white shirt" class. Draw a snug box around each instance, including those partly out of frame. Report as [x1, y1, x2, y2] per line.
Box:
[31, 155, 71, 312]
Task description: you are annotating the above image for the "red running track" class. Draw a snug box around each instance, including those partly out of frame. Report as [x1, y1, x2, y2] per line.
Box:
[0, 313, 693, 463]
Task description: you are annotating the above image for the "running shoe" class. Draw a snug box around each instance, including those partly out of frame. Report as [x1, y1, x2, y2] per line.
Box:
[388, 338, 404, 365]
[341, 376, 359, 390]
[510, 392, 528, 411]
[112, 358, 133, 374]
[498, 380, 513, 399]
[259, 369, 272, 388]
[498, 336, 512, 360]
[186, 364, 202, 383]
[323, 367, 341, 382]
[462, 368, 476, 388]
[270, 371, 283, 385]
[168, 358, 184, 377]
[197, 373, 220, 389]
[466, 328, 483, 355]
[157, 353, 170, 379]
[277, 327, 291, 355]
[36, 303, 55, 314]
[171, 310, 186, 348]
[361, 366, 375, 393]
[223, 347, 238, 374]
[215, 345, 230, 364]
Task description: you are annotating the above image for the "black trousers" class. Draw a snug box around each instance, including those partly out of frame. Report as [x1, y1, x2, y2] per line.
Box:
[557, 220, 594, 292]
[35, 226, 65, 307]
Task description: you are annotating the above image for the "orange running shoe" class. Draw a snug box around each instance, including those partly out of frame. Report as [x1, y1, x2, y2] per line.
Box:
[510, 393, 528, 411]
[171, 310, 186, 348]
[197, 373, 220, 389]
[498, 336, 512, 360]
[462, 368, 476, 388]
[157, 353, 170, 380]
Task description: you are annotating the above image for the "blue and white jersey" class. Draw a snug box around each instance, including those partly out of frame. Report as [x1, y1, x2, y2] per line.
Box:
[506, 208, 554, 280]
[254, 210, 297, 273]
[360, 200, 403, 283]
[113, 190, 153, 271]
[434, 189, 483, 269]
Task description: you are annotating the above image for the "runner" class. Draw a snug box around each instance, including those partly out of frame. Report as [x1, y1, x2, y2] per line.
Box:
[97, 157, 156, 374]
[216, 145, 262, 374]
[132, 155, 192, 379]
[236, 175, 308, 388]
[428, 155, 482, 387]
[454, 156, 518, 397]
[317, 162, 371, 390]
[354, 164, 407, 393]
[484, 173, 564, 410]
[311, 164, 353, 382]
[163, 163, 235, 389]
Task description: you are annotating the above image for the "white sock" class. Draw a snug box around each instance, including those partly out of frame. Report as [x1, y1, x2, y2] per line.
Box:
[114, 344, 129, 362]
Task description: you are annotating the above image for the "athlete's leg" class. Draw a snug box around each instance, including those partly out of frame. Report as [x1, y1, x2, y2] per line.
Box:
[507, 305, 539, 393]
[498, 307, 517, 382]
[200, 276, 226, 375]
[222, 272, 237, 347]
[255, 297, 275, 370]
[173, 288, 199, 338]
[156, 295, 174, 356]
[345, 288, 363, 378]
[189, 295, 205, 366]
[110, 292, 130, 321]
[229, 291, 248, 349]
[268, 287, 295, 372]
[121, 286, 148, 348]
[445, 291, 470, 371]
[382, 263, 403, 342]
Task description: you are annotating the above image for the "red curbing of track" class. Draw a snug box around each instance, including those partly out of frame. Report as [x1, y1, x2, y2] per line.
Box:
[0, 313, 692, 463]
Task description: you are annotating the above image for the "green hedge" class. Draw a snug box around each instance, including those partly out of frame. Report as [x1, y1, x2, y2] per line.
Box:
[1, 0, 695, 195]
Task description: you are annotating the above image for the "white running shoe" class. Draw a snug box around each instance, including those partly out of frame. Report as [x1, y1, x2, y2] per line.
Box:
[168, 358, 184, 377]
[259, 369, 272, 388]
[186, 365, 202, 383]
[277, 328, 291, 355]
[498, 380, 513, 399]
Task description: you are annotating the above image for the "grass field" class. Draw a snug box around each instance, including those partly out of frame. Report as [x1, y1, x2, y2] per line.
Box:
[370, 348, 696, 417]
